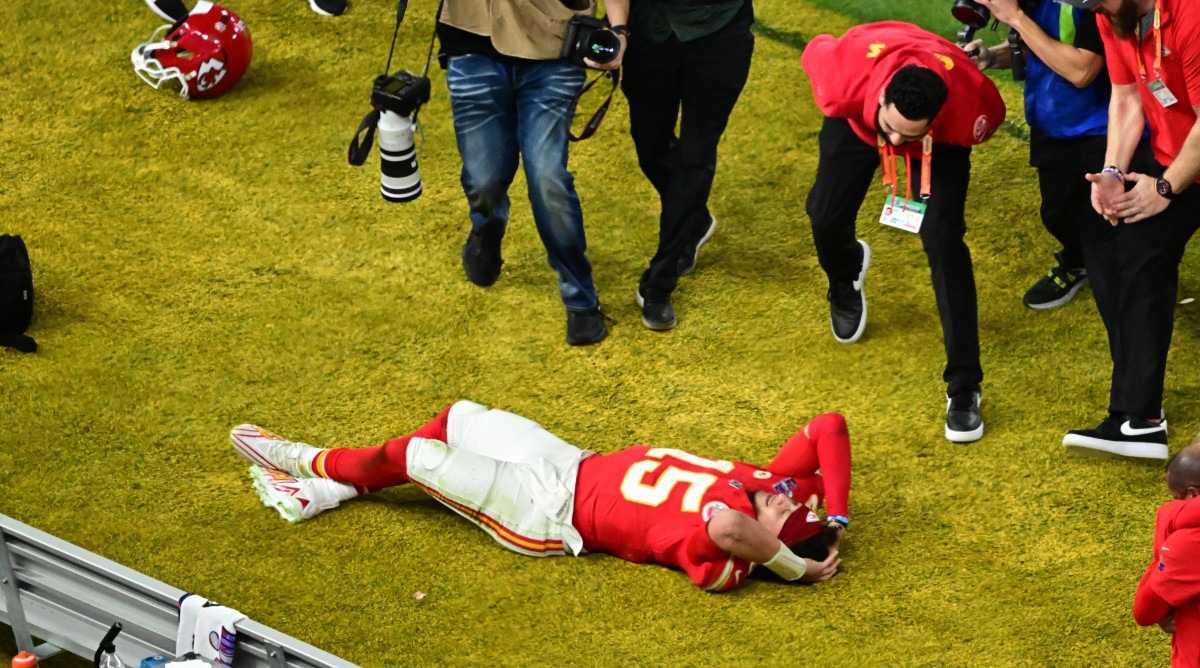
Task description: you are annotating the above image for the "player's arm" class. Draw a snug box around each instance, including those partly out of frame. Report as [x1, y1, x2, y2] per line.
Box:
[1133, 560, 1174, 627]
[706, 509, 839, 582]
[767, 413, 851, 522]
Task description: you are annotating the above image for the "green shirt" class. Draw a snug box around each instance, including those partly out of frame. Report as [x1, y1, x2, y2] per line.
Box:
[629, 0, 744, 44]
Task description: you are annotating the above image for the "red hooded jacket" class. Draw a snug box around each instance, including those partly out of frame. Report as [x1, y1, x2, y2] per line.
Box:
[802, 21, 1006, 158]
[1135, 496, 1200, 668]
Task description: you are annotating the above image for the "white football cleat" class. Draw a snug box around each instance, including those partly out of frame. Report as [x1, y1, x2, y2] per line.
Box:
[249, 467, 357, 523]
[230, 424, 325, 478]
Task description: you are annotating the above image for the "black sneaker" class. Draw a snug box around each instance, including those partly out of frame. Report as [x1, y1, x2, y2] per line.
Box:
[945, 388, 983, 442]
[1023, 252, 1087, 310]
[461, 231, 503, 287]
[678, 215, 717, 276]
[566, 307, 607, 346]
[309, 0, 347, 15]
[636, 289, 676, 331]
[828, 240, 869, 343]
[1063, 414, 1168, 461]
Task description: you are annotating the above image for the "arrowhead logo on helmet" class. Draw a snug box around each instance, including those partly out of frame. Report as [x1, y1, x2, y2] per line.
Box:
[131, 1, 252, 100]
[195, 57, 228, 93]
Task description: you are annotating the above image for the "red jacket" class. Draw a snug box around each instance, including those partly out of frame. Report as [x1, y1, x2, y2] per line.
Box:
[1135, 496, 1200, 668]
[802, 21, 1006, 157]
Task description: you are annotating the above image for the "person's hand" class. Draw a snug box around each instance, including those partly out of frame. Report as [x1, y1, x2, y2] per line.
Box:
[961, 39, 992, 71]
[1158, 612, 1177, 634]
[1108, 172, 1171, 223]
[1086, 171, 1125, 224]
[584, 31, 626, 70]
[979, 0, 1023, 25]
[801, 548, 840, 582]
[827, 521, 845, 550]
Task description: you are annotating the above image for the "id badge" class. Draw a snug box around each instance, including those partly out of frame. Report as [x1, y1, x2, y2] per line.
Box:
[1148, 79, 1178, 107]
[879, 195, 925, 233]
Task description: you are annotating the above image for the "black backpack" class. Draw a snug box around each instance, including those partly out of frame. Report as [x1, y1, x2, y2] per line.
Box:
[0, 235, 36, 353]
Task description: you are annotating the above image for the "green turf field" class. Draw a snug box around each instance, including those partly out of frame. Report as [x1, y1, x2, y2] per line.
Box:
[1, 0, 1192, 665]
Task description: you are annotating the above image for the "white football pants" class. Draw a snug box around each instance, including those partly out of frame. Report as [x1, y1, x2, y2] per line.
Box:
[405, 400, 592, 557]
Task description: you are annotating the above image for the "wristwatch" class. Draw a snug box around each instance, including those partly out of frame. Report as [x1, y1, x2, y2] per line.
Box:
[1156, 176, 1176, 200]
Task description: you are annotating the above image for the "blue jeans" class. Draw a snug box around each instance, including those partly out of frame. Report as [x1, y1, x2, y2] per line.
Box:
[446, 55, 598, 312]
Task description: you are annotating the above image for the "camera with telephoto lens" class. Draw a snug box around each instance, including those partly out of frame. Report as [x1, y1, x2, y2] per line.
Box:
[371, 70, 431, 202]
[560, 15, 621, 68]
[348, 69, 431, 203]
[952, 0, 1037, 81]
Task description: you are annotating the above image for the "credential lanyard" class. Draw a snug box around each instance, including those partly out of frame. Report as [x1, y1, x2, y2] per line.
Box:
[1134, 0, 1164, 82]
[877, 134, 933, 212]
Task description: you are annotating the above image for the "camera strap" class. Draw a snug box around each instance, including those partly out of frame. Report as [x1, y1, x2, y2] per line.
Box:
[347, 108, 382, 166]
[349, 0, 439, 166]
[569, 68, 620, 142]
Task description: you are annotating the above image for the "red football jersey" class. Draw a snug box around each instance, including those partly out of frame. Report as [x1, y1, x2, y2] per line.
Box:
[802, 21, 1006, 157]
[572, 446, 825, 592]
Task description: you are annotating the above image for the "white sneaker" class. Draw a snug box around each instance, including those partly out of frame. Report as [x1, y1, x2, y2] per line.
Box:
[230, 424, 324, 478]
[249, 466, 357, 523]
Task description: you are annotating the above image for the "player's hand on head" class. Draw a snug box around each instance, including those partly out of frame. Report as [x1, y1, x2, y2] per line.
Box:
[801, 548, 840, 582]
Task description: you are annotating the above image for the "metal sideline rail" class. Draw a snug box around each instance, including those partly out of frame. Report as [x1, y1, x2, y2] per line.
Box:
[0, 513, 359, 668]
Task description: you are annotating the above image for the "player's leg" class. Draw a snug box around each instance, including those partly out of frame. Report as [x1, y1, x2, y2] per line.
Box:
[766, 413, 850, 519]
[405, 437, 583, 556]
[444, 401, 590, 469]
[318, 405, 453, 489]
[232, 406, 452, 488]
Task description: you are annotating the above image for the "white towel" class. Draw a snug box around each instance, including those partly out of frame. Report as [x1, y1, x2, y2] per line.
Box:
[175, 594, 246, 665]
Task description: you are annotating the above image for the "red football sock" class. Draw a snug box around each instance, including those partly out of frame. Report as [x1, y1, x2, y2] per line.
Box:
[321, 406, 452, 491]
[767, 412, 852, 518]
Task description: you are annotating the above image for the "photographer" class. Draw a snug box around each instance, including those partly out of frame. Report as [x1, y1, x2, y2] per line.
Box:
[962, 0, 1149, 310]
[596, 0, 754, 330]
[437, 0, 623, 346]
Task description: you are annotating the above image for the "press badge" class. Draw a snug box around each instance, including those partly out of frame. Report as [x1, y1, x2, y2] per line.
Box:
[879, 194, 925, 233]
[1148, 79, 1178, 107]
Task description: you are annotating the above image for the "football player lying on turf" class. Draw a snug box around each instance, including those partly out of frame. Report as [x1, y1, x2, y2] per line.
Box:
[230, 401, 851, 591]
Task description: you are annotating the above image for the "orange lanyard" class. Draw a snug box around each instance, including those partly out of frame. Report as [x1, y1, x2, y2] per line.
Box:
[1135, 0, 1164, 82]
[877, 134, 934, 210]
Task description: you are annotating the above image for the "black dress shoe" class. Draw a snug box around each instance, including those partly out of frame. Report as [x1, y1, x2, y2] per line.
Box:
[461, 231, 503, 287]
[566, 307, 607, 346]
[636, 289, 676, 331]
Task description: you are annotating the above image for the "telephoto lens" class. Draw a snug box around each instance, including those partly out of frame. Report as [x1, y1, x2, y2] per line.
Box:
[377, 110, 422, 202]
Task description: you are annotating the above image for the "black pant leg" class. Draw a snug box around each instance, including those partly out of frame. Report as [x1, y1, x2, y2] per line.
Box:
[805, 117, 880, 282]
[621, 35, 684, 199]
[1104, 186, 1200, 417]
[1036, 165, 1095, 271]
[1079, 209, 1124, 405]
[627, 21, 754, 297]
[911, 143, 982, 392]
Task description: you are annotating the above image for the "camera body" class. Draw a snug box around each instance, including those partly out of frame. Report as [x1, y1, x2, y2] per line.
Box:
[359, 70, 431, 202]
[560, 15, 620, 68]
[371, 69, 431, 117]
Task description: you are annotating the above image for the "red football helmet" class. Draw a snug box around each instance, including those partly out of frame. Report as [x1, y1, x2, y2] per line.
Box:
[131, 1, 252, 100]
